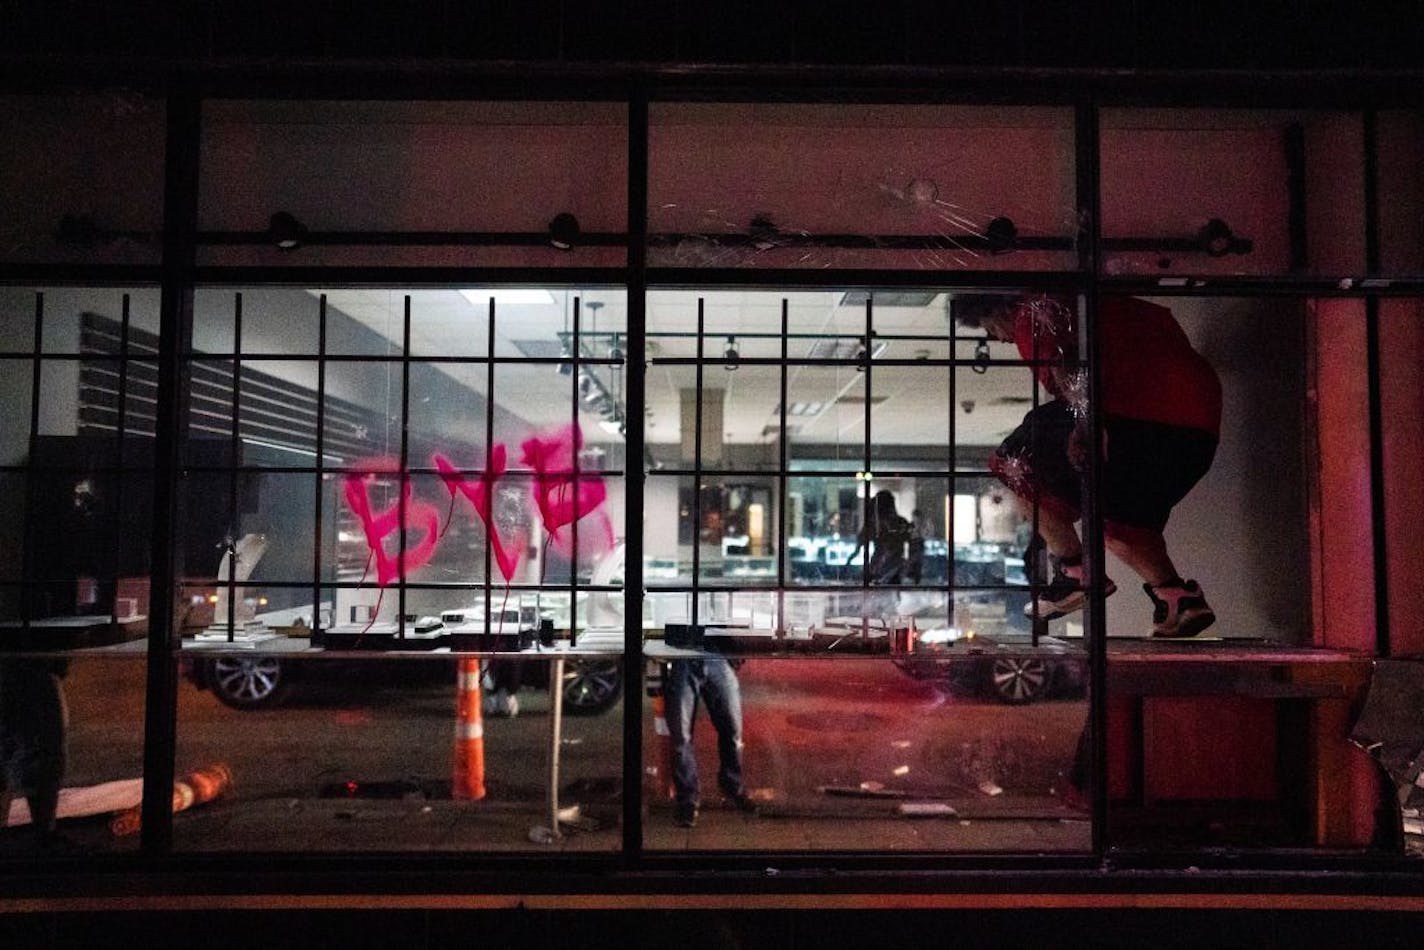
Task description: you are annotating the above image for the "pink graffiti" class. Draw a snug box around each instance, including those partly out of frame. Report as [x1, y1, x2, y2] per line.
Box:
[342, 458, 442, 586]
[433, 443, 527, 582]
[521, 424, 615, 556]
[344, 425, 613, 587]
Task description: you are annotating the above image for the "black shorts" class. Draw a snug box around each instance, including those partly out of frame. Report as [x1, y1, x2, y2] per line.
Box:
[993, 400, 1217, 534]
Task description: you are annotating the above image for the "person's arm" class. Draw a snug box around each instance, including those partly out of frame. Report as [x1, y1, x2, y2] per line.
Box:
[844, 526, 867, 566]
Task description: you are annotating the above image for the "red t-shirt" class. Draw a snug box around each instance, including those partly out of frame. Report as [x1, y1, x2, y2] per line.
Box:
[1015, 296, 1222, 436]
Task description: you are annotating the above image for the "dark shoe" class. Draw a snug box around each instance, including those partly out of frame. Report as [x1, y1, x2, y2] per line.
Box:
[725, 791, 759, 816]
[1025, 565, 1117, 621]
[674, 802, 699, 828]
[1145, 579, 1215, 638]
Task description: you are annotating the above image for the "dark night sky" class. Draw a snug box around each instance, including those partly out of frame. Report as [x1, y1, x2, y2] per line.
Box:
[1, 1, 1421, 70]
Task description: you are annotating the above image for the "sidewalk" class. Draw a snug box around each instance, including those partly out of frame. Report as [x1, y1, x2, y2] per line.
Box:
[159, 793, 1089, 854]
[2, 792, 1089, 858]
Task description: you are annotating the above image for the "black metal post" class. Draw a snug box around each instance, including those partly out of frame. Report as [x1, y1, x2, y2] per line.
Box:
[141, 88, 200, 855]
[777, 299, 789, 637]
[692, 298, 704, 630]
[621, 84, 649, 862]
[312, 294, 328, 630]
[1076, 100, 1109, 858]
[225, 292, 242, 641]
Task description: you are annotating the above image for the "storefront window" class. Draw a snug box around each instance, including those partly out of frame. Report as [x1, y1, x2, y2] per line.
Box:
[0, 286, 157, 855]
[0, 84, 1410, 871]
[643, 288, 1091, 852]
[173, 287, 627, 853]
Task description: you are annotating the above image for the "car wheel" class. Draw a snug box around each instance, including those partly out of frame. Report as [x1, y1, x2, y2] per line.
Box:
[561, 659, 622, 716]
[209, 656, 291, 710]
[988, 656, 1050, 705]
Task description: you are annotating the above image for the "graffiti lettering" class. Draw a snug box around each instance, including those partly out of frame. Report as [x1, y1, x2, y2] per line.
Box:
[345, 424, 612, 587]
[342, 457, 441, 586]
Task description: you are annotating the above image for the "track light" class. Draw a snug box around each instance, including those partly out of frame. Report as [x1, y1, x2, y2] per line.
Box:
[748, 214, 779, 251]
[548, 213, 581, 250]
[972, 338, 991, 375]
[267, 212, 308, 251]
[1197, 218, 1252, 257]
[984, 216, 1018, 255]
[724, 336, 740, 370]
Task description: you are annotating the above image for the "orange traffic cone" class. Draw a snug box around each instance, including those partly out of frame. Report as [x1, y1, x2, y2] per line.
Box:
[110, 763, 234, 836]
[452, 657, 487, 800]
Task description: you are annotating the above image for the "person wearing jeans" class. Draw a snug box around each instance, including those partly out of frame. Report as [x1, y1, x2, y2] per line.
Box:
[664, 656, 757, 828]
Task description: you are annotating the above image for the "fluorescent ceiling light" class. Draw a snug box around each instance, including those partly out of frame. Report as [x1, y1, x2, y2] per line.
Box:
[459, 289, 556, 306]
[839, 291, 940, 307]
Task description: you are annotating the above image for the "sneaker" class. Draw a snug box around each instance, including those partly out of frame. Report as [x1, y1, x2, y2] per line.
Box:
[674, 802, 699, 828]
[1024, 565, 1117, 621]
[1145, 579, 1216, 638]
[482, 689, 519, 718]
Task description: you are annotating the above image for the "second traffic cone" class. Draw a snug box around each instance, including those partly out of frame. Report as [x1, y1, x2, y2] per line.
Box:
[452, 657, 486, 800]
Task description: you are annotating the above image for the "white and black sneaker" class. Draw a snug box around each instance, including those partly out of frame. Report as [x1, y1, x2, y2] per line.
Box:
[1025, 562, 1117, 621]
[1145, 579, 1216, 638]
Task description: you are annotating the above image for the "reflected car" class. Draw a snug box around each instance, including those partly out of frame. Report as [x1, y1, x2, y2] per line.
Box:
[182, 612, 623, 716]
[891, 625, 1086, 705]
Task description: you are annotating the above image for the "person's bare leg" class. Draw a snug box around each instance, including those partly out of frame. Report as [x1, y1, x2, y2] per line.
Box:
[1014, 496, 1082, 562]
[1105, 531, 1177, 587]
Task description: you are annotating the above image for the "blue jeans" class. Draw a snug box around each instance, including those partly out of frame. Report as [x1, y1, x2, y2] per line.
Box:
[665, 657, 745, 807]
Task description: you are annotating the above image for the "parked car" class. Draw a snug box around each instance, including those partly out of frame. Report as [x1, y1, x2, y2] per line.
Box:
[183, 608, 623, 715]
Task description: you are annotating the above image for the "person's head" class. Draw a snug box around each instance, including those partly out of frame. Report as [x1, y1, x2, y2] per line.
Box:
[872, 490, 898, 519]
[951, 293, 1022, 342]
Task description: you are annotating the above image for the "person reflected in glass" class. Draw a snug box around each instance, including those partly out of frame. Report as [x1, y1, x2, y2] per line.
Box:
[664, 656, 758, 828]
[0, 659, 69, 849]
[844, 489, 913, 586]
[955, 294, 1220, 639]
[906, 508, 935, 585]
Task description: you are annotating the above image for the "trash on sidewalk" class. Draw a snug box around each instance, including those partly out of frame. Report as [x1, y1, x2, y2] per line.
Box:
[898, 802, 957, 818]
[818, 784, 911, 799]
[6, 778, 143, 828]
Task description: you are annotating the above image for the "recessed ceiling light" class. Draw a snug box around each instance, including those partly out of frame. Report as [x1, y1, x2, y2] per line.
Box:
[459, 289, 556, 306]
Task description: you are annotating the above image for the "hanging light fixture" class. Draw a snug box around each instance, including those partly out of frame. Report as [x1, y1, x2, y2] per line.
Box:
[724, 336, 740, 371]
[548, 213, 581, 250]
[266, 211, 308, 251]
